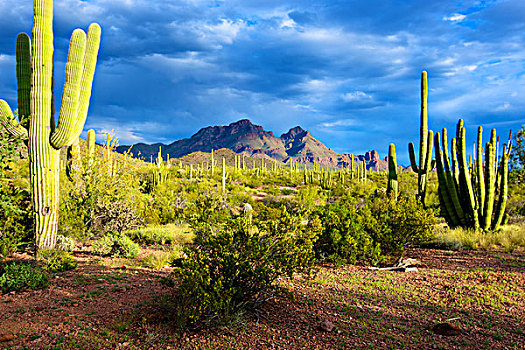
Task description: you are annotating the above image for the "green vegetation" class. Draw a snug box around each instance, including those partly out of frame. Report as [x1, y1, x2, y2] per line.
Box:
[38, 249, 78, 272]
[0, 0, 101, 250]
[0, 261, 49, 293]
[92, 233, 140, 258]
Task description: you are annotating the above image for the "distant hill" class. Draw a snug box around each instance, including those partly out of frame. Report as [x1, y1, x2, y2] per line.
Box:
[116, 119, 389, 170]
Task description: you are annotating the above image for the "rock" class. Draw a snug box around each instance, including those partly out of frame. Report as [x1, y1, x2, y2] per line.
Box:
[320, 320, 334, 332]
[0, 334, 16, 343]
[432, 322, 462, 336]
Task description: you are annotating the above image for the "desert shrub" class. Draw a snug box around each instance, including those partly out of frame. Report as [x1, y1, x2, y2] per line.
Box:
[172, 207, 319, 328]
[314, 197, 382, 266]
[126, 224, 193, 245]
[56, 235, 76, 252]
[0, 131, 32, 257]
[112, 234, 141, 258]
[59, 136, 146, 239]
[0, 261, 49, 293]
[314, 194, 436, 266]
[92, 235, 114, 256]
[364, 195, 436, 260]
[92, 233, 140, 258]
[38, 249, 78, 272]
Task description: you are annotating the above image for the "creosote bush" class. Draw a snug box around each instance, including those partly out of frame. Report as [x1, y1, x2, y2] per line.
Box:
[38, 249, 78, 272]
[0, 261, 49, 293]
[314, 194, 435, 266]
[92, 232, 140, 258]
[171, 205, 320, 328]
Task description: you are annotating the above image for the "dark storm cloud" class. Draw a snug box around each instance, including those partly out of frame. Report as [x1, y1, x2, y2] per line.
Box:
[0, 0, 523, 163]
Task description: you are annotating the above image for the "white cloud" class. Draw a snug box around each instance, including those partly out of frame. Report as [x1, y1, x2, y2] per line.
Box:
[443, 13, 467, 22]
[341, 91, 372, 102]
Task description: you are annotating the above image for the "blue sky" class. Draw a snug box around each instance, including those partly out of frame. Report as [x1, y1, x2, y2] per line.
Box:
[0, 0, 523, 163]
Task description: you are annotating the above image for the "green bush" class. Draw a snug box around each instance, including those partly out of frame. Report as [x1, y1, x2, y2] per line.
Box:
[172, 207, 319, 328]
[126, 224, 193, 245]
[92, 235, 114, 256]
[112, 234, 141, 258]
[314, 196, 382, 266]
[56, 234, 76, 252]
[314, 194, 436, 266]
[365, 195, 436, 260]
[38, 249, 78, 272]
[0, 262, 49, 293]
[92, 233, 140, 258]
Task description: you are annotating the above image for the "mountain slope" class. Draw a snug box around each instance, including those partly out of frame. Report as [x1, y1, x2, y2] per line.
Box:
[116, 119, 386, 169]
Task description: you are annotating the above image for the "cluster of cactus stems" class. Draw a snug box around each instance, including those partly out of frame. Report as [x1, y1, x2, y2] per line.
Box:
[408, 71, 435, 206]
[0, 0, 101, 250]
[387, 144, 398, 198]
[434, 121, 512, 231]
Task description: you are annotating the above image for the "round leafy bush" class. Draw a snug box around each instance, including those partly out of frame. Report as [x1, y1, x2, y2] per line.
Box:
[92, 233, 140, 258]
[56, 234, 76, 252]
[112, 234, 140, 258]
[92, 235, 114, 256]
[0, 262, 49, 293]
[172, 206, 319, 328]
[38, 249, 78, 272]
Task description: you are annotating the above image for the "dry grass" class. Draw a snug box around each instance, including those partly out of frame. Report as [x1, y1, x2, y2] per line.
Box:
[433, 222, 525, 251]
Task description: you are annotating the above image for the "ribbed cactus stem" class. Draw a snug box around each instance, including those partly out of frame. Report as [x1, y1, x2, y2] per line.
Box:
[492, 143, 511, 231]
[482, 142, 496, 230]
[387, 144, 398, 198]
[222, 157, 226, 193]
[16, 33, 31, 130]
[458, 123, 479, 229]
[476, 126, 485, 219]
[86, 129, 95, 167]
[408, 71, 434, 206]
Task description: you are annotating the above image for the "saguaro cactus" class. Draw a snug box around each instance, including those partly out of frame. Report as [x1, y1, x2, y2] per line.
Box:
[387, 144, 398, 198]
[409, 71, 434, 206]
[0, 0, 101, 250]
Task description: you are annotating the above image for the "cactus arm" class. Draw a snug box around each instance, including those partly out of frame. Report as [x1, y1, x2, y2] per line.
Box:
[50, 29, 87, 149]
[86, 129, 95, 166]
[491, 144, 510, 231]
[419, 71, 428, 169]
[70, 23, 101, 143]
[476, 126, 485, 220]
[0, 100, 29, 139]
[16, 33, 32, 130]
[408, 142, 419, 173]
[423, 130, 434, 172]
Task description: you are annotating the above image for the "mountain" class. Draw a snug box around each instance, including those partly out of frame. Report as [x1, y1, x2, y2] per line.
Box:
[116, 119, 387, 169]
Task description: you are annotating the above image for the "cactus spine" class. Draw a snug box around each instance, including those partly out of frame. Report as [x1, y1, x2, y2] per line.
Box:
[0, 0, 101, 250]
[387, 144, 398, 198]
[408, 71, 434, 206]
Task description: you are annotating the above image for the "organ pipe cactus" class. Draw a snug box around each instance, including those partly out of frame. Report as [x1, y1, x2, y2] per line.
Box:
[387, 144, 398, 198]
[0, 0, 101, 250]
[408, 71, 434, 206]
[434, 120, 512, 230]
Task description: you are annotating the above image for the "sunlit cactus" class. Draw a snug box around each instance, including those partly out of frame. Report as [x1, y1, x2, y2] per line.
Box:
[0, 0, 101, 250]
[408, 71, 434, 206]
[387, 144, 398, 198]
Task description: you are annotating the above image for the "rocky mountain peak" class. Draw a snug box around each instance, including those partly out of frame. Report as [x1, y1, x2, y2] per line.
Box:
[281, 126, 308, 140]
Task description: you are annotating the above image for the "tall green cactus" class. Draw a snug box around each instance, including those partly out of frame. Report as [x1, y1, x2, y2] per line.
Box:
[434, 120, 512, 231]
[387, 144, 398, 198]
[408, 71, 434, 206]
[0, 0, 101, 250]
